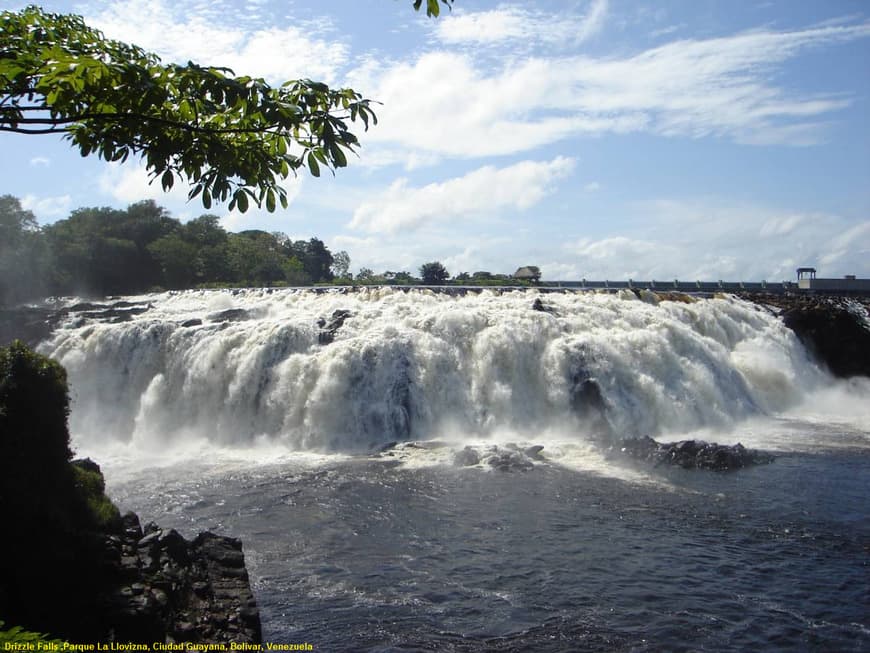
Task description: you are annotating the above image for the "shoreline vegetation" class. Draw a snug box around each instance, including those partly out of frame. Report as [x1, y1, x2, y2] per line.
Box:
[0, 342, 262, 644]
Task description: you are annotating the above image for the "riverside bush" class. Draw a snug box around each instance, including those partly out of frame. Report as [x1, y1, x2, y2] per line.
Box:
[0, 341, 121, 637]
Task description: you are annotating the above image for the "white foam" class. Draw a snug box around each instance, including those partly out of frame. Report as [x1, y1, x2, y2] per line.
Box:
[39, 289, 869, 465]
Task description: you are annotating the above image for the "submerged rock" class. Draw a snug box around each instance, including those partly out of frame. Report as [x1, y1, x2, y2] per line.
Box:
[318, 309, 352, 344]
[531, 297, 557, 314]
[616, 435, 773, 471]
[207, 308, 250, 323]
[453, 446, 481, 467]
[486, 450, 535, 472]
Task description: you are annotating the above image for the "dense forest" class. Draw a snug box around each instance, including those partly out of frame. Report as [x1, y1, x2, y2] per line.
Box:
[0, 195, 348, 306]
[1, 194, 539, 307]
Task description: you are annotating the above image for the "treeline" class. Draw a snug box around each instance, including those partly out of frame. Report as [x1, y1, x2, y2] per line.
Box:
[0, 195, 347, 305]
[1, 194, 542, 306]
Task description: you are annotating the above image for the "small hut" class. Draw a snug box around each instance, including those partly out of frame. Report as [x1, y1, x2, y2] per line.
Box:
[514, 266, 541, 283]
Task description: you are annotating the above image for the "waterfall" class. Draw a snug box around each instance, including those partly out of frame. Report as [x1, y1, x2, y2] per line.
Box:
[39, 288, 826, 454]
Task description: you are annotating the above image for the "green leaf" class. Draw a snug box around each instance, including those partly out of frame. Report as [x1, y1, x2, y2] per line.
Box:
[331, 143, 347, 168]
[235, 189, 249, 213]
[161, 169, 174, 191]
[307, 151, 320, 177]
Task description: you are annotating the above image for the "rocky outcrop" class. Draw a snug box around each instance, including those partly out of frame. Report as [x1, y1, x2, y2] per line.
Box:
[101, 512, 261, 643]
[207, 308, 250, 323]
[615, 435, 773, 471]
[0, 299, 153, 346]
[317, 309, 352, 344]
[741, 293, 870, 378]
[0, 305, 64, 346]
[782, 301, 870, 378]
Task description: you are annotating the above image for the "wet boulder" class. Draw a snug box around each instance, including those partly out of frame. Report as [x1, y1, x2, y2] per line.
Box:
[318, 309, 352, 345]
[616, 435, 773, 471]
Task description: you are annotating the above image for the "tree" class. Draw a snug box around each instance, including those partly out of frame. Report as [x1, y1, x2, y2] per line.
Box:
[0, 196, 50, 305]
[0, 194, 37, 244]
[1, 3, 451, 212]
[0, 6, 377, 213]
[514, 265, 541, 283]
[43, 203, 176, 294]
[420, 261, 449, 285]
[331, 250, 351, 279]
[147, 233, 198, 288]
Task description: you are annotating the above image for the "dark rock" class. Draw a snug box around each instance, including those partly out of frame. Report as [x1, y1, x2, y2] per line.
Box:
[158, 529, 190, 564]
[71, 457, 103, 475]
[318, 309, 352, 345]
[523, 445, 546, 461]
[180, 318, 203, 328]
[570, 375, 610, 438]
[0, 305, 68, 347]
[532, 298, 557, 314]
[615, 435, 773, 471]
[207, 308, 250, 323]
[122, 512, 143, 541]
[740, 293, 870, 378]
[453, 446, 481, 467]
[194, 532, 246, 568]
[78, 305, 151, 323]
[102, 515, 261, 644]
[486, 450, 535, 472]
[782, 301, 870, 378]
[138, 530, 162, 549]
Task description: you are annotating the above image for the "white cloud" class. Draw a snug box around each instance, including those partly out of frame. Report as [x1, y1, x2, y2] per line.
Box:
[98, 161, 193, 205]
[357, 20, 870, 163]
[584, 181, 602, 192]
[97, 161, 303, 218]
[559, 200, 870, 281]
[29, 157, 50, 167]
[87, 0, 348, 83]
[20, 194, 71, 220]
[349, 157, 575, 234]
[434, 0, 608, 46]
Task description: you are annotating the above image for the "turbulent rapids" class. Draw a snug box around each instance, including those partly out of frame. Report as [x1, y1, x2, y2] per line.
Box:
[38, 287, 828, 454]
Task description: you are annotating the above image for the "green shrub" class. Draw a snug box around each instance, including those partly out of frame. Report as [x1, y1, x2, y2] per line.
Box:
[0, 621, 66, 648]
[71, 461, 121, 530]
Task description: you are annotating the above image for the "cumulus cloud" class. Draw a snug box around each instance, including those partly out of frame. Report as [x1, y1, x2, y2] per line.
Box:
[87, 0, 348, 83]
[98, 161, 193, 205]
[349, 157, 575, 234]
[20, 194, 71, 220]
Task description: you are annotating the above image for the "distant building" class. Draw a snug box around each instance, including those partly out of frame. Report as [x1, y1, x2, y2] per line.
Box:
[514, 266, 541, 283]
[796, 267, 870, 292]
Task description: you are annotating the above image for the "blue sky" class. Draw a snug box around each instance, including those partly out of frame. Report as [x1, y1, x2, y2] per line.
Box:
[2, 0, 869, 281]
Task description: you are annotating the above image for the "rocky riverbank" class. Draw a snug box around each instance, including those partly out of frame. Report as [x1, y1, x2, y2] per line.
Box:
[102, 510, 261, 643]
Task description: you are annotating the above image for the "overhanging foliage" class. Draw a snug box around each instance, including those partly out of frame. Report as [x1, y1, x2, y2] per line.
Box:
[0, 6, 378, 212]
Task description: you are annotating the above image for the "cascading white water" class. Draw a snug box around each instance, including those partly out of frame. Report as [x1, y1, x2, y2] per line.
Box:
[39, 288, 830, 456]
